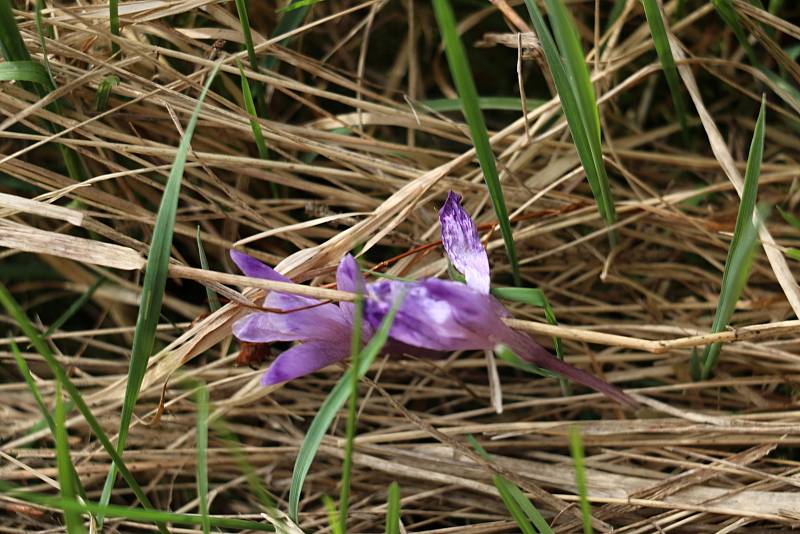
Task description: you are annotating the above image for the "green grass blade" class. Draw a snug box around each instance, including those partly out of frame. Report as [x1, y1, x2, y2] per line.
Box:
[196, 383, 210, 534]
[95, 75, 120, 112]
[523, 0, 617, 245]
[777, 206, 800, 230]
[0, 60, 50, 84]
[700, 99, 766, 379]
[289, 294, 405, 521]
[323, 496, 343, 534]
[0, 480, 275, 531]
[0, 283, 167, 534]
[422, 97, 545, 112]
[211, 420, 276, 509]
[43, 276, 104, 338]
[568, 426, 593, 534]
[640, 0, 690, 143]
[234, 0, 258, 72]
[195, 227, 221, 312]
[468, 435, 553, 534]
[263, 1, 311, 72]
[11, 339, 88, 503]
[98, 61, 221, 522]
[385, 482, 401, 534]
[785, 248, 800, 261]
[34, 0, 54, 84]
[54, 381, 86, 534]
[0, 0, 88, 183]
[712, 0, 760, 67]
[339, 293, 364, 532]
[109, 0, 119, 53]
[491, 286, 567, 393]
[432, 0, 520, 285]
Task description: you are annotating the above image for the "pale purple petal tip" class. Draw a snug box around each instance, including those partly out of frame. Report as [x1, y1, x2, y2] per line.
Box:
[260, 341, 349, 385]
[438, 192, 491, 294]
[230, 250, 290, 283]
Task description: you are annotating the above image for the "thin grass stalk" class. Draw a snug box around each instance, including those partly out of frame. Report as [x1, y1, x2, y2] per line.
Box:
[54, 380, 86, 534]
[196, 383, 210, 534]
[569, 426, 593, 534]
[432, 0, 521, 285]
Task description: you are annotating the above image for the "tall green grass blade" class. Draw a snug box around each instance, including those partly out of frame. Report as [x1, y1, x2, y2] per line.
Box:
[196, 383, 210, 534]
[0, 283, 167, 534]
[263, 1, 311, 72]
[54, 381, 86, 534]
[0, 0, 88, 183]
[95, 75, 120, 112]
[0, 60, 50, 84]
[236, 60, 279, 198]
[289, 294, 405, 521]
[339, 292, 364, 532]
[640, 0, 690, 143]
[0, 480, 275, 531]
[234, 0, 258, 72]
[700, 99, 766, 379]
[777, 206, 800, 230]
[212, 420, 276, 509]
[98, 61, 221, 523]
[422, 97, 545, 112]
[568, 426, 593, 534]
[196, 227, 221, 312]
[523, 0, 618, 245]
[277, 0, 324, 13]
[385, 482, 401, 534]
[10, 339, 87, 502]
[492, 286, 567, 393]
[712, 0, 760, 67]
[34, 0, 54, 84]
[432, 0, 521, 285]
[109, 0, 119, 54]
[43, 276, 104, 338]
[468, 435, 553, 534]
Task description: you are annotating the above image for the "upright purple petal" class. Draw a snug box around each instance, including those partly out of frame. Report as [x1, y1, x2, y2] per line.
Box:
[439, 192, 491, 294]
[336, 254, 369, 325]
[230, 250, 290, 283]
[261, 340, 350, 385]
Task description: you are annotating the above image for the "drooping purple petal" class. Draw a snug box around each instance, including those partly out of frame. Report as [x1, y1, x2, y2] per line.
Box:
[260, 340, 350, 385]
[439, 192, 491, 294]
[230, 250, 291, 283]
[232, 299, 350, 343]
[364, 277, 635, 405]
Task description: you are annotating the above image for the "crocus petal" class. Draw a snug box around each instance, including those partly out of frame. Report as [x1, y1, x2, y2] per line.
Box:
[439, 192, 491, 294]
[364, 278, 506, 351]
[365, 277, 635, 405]
[336, 254, 368, 321]
[230, 250, 290, 283]
[233, 299, 350, 343]
[261, 340, 350, 385]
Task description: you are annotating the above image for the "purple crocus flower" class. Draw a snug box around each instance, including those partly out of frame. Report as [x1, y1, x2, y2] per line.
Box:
[230, 192, 634, 406]
[231, 250, 370, 385]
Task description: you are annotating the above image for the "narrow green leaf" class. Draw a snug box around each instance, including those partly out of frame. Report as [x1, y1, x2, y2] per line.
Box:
[777, 206, 800, 230]
[234, 0, 258, 72]
[109, 0, 119, 53]
[0, 0, 88, 183]
[339, 291, 364, 532]
[712, 0, 760, 67]
[95, 75, 120, 111]
[385, 482, 401, 534]
[323, 496, 343, 534]
[568, 426, 593, 534]
[432, 0, 521, 285]
[700, 99, 766, 379]
[0, 284, 166, 534]
[277, 0, 324, 13]
[43, 276, 104, 338]
[34, 0, 54, 84]
[468, 435, 553, 534]
[54, 381, 86, 534]
[422, 97, 545, 112]
[524, 0, 618, 245]
[640, 0, 690, 143]
[263, 0, 311, 72]
[212, 420, 276, 509]
[289, 293, 406, 521]
[195, 227, 221, 312]
[0, 60, 50, 84]
[0, 481, 274, 531]
[99, 61, 221, 523]
[196, 384, 210, 534]
[785, 248, 800, 261]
